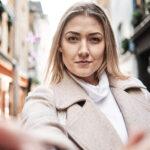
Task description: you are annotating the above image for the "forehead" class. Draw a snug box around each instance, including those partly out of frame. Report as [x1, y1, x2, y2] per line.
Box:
[63, 14, 104, 34]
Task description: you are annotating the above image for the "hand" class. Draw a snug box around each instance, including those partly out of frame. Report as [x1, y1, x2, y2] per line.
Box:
[0, 120, 55, 150]
[123, 131, 150, 150]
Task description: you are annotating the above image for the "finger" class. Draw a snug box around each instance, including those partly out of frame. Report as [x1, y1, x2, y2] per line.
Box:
[0, 127, 20, 150]
[127, 131, 145, 147]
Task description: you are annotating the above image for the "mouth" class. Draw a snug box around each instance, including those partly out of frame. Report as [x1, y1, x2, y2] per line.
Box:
[75, 60, 92, 64]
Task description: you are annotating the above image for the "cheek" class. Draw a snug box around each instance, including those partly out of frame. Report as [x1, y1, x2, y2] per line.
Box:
[93, 47, 105, 60]
[61, 44, 77, 60]
[61, 49, 75, 67]
[62, 50, 75, 61]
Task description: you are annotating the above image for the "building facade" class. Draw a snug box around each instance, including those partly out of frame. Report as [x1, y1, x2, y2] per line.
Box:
[132, 0, 150, 91]
[0, 0, 29, 117]
[28, 1, 50, 89]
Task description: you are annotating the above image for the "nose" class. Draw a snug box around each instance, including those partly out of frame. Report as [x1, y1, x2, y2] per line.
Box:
[78, 39, 89, 58]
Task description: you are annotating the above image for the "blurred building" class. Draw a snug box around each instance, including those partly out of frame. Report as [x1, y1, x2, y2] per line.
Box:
[0, 0, 46, 117]
[132, 0, 150, 91]
[0, 0, 14, 117]
[0, 0, 29, 117]
[28, 1, 50, 90]
[13, 0, 29, 115]
[109, 0, 138, 77]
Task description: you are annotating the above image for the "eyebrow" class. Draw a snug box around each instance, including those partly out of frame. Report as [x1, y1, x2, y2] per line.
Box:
[65, 31, 80, 36]
[65, 31, 103, 36]
[88, 32, 103, 36]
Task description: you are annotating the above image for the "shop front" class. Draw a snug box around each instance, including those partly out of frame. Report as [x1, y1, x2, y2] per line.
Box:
[132, 15, 150, 91]
[0, 52, 29, 117]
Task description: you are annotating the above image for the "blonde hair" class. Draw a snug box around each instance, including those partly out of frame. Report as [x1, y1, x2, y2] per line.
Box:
[45, 2, 127, 84]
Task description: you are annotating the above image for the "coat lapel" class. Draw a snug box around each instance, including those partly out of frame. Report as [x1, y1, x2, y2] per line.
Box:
[66, 99, 122, 150]
[111, 87, 150, 134]
[53, 72, 123, 150]
[53, 71, 150, 150]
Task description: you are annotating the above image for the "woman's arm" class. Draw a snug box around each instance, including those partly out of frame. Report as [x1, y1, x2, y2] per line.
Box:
[20, 86, 76, 150]
[0, 120, 56, 150]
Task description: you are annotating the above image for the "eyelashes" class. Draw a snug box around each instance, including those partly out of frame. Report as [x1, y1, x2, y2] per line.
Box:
[66, 36, 79, 43]
[88, 37, 102, 44]
[65, 36, 103, 44]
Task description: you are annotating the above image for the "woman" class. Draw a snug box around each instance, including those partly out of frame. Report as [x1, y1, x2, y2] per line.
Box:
[21, 2, 150, 150]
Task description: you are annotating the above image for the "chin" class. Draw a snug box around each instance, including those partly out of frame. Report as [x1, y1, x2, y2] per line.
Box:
[73, 71, 93, 78]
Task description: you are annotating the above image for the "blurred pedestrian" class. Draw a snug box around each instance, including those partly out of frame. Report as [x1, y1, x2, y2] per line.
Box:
[21, 2, 150, 150]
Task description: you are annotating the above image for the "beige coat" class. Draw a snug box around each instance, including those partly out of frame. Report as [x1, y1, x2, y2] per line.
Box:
[21, 72, 150, 150]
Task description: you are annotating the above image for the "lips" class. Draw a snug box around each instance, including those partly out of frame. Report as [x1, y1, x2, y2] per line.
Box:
[75, 60, 92, 63]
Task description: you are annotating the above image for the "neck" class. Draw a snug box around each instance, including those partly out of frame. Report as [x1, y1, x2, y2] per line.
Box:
[66, 70, 99, 85]
[76, 75, 99, 85]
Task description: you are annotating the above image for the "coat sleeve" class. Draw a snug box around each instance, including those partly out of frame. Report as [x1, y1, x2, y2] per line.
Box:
[20, 86, 77, 150]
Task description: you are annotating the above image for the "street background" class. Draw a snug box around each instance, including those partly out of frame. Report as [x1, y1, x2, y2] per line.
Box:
[0, 0, 150, 117]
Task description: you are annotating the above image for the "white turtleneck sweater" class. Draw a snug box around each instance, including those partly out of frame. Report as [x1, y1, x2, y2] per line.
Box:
[70, 72, 128, 144]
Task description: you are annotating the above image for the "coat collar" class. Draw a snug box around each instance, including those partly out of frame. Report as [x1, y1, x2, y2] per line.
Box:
[53, 71, 146, 109]
[53, 71, 90, 109]
[109, 75, 146, 90]
[52, 72, 149, 150]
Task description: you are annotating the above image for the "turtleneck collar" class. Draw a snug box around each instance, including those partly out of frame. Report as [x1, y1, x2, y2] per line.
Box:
[69, 72, 110, 103]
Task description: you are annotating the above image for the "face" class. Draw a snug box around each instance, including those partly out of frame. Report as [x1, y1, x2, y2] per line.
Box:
[60, 15, 105, 84]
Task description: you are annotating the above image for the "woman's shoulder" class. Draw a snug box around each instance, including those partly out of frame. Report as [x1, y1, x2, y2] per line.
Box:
[25, 85, 55, 103]
[124, 77, 150, 102]
[109, 75, 150, 101]
[109, 75, 146, 90]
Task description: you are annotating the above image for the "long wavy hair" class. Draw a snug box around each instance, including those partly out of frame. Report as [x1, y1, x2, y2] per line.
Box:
[45, 2, 127, 84]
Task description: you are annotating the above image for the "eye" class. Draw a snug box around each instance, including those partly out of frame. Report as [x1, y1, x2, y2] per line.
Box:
[66, 36, 79, 43]
[89, 37, 102, 44]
